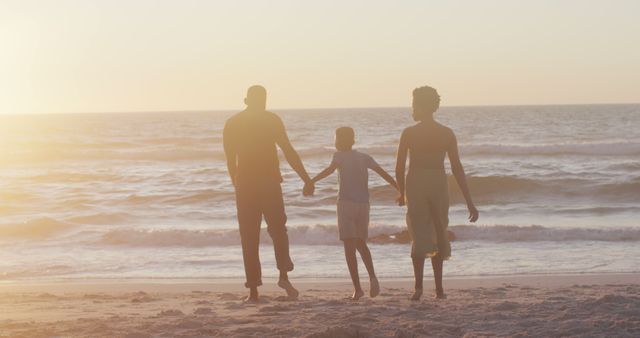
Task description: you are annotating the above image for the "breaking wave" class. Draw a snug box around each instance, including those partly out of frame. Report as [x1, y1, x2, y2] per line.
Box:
[98, 224, 640, 247]
[460, 141, 640, 157]
[295, 141, 640, 159]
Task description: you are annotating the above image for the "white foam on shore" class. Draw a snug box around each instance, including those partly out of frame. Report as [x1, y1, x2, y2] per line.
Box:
[96, 224, 640, 247]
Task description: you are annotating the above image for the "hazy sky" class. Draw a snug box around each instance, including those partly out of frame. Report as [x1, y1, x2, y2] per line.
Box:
[1, 0, 639, 114]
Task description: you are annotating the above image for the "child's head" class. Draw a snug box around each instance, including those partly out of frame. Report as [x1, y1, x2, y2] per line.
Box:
[335, 127, 355, 151]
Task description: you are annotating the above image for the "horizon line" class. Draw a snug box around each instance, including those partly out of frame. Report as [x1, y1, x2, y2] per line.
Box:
[1, 101, 639, 116]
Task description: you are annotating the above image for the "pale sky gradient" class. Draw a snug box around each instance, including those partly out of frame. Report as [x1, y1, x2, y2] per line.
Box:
[1, 0, 639, 114]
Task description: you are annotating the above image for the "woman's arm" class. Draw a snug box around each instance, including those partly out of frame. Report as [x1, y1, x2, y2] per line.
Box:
[395, 129, 409, 206]
[447, 132, 479, 222]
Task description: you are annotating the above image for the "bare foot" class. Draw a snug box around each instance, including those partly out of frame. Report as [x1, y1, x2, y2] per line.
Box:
[410, 288, 423, 301]
[277, 279, 299, 300]
[435, 292, 447, 300]
[243, 288, 259, 303]
[370, 277, 380, 298]
[350, 289, 365, 300]
[243, 295, 260, 303]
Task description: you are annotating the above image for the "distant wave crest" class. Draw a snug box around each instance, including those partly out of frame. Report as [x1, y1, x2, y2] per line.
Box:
[460, 141, 640, 157]
[97, 225, 640, 247]
[4, 139, 639, 165]
[0, 218, 74, 239]
[296, 141, 640, 159]
[367, 176, 640, 204]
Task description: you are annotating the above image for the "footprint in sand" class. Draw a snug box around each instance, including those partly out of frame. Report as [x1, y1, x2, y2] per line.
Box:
[131, 295, 156, 303]
[193, 307, 213, 315]
[258, 305, 293, 313]
[157, 309, 184, 317]
[323, 299, 343, 306]
[225, 302, 251, 309]
[123, 331, 151, 338]
[274, 295, 297, 302]
[175, 318, 203, 330]
[218, 293, 242, 301]
[492, 301, 520, 311]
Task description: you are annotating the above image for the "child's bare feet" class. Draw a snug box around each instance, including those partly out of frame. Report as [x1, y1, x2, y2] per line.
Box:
[277, 279, 299, 300]
[350, 289, 365, 300]
[370, 277, 380, 298]
[410, 288, 423, 301]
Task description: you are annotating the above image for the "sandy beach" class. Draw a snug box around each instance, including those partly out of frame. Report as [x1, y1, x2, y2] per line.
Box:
[1, 274, 639, 337]
[3, 1, 640, 337]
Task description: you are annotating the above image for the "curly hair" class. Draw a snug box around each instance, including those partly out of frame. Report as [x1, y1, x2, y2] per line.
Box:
[412, 86, 441, 117]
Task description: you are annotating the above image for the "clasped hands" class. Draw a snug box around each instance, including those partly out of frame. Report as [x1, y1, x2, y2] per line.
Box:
[302, 180, 315, 196]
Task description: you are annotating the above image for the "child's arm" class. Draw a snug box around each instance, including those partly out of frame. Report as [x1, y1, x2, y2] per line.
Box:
[311, 162, 338, 183]
[304, 163, 336, 196]
[371, 165, 398, 190]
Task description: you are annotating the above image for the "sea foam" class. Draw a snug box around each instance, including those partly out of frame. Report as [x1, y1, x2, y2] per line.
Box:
[97, 224, 640, 247]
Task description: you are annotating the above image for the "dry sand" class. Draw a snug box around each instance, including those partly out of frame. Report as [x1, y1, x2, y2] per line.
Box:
[1, 274, 639, 337]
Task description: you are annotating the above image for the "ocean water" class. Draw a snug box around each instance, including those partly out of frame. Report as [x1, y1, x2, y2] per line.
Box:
[1, 104, 639, 281]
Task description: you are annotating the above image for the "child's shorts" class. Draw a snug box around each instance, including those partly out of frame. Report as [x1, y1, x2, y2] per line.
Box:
[337, 200, 370, 240]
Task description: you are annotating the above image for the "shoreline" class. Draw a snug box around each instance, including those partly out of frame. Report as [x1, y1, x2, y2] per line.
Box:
[2, 272, 638, 293]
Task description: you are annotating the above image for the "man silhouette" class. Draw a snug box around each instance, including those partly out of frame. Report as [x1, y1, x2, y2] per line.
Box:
[223, 85, 314, 302]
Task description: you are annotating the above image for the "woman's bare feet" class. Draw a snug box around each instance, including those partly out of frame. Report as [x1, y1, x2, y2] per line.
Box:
[370, 277, 380, 298]
[350, 289, 365, 300]
[277, 279, 299, 300]
[410, 288, 423, 301]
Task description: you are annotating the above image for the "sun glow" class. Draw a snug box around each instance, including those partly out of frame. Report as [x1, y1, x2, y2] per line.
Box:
[1, 0, 639, 115]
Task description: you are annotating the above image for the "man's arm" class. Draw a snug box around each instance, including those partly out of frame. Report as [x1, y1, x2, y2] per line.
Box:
[274, 116, 312, 185]
[371, 165, 398, 191]
[222, 121, 238, 187]
[447, 132, 479, 222]
[395, 129, 409, 206]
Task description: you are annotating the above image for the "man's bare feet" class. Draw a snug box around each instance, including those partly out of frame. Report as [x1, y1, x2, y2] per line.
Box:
[243, 295, 260, 303]
[350, 289, 365, 300]
[410, 288, 423, 301]
[277, 279, 299, 300]
[243, 287, 259, 303]
[370, 277, 380, 298]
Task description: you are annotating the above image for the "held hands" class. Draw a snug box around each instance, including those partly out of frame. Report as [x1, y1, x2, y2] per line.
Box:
[396, 193, 405, 206]
[303, 181, 315, 196]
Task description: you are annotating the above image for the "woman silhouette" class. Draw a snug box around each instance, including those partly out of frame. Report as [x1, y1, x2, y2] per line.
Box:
[395, 86, 479, 300]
